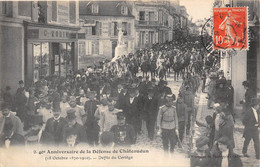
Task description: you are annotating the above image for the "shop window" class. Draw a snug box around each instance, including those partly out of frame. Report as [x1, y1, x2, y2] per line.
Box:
[92, 4, 99, 14]
[60, 43, 74, 76]
[69, 1, 76, 24]
[33, 43, 50, 82]
[52, 1, 57, 22]
[139, 11, 145, 21]
[18, 1, 31, 17]
[121, 5, 128, 15]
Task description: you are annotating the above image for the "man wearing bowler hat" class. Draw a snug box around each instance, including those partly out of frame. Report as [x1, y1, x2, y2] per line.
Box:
[62, 109, 87, 145]
[43, 107, 68, 145]
[84, 90, 100, 146]
[157, 93, 179, 154]
[242, 98, 260, 159]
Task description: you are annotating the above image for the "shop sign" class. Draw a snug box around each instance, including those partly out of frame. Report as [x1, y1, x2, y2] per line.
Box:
[57, 2, 69, 24]
[27, 27, 77, 40]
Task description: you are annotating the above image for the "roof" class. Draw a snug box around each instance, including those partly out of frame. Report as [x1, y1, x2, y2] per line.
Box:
[79, 1, 134, 17]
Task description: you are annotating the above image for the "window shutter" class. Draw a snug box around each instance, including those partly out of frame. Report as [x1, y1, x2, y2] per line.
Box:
[145, 12, 149, 21]
[99, 22, 102, 36]
[108, 23, 112, 36]
[127, 23, 131, 36]
[154, 11, 158, 21]
[96, 22, 100, 36]
[99, 41, 103, 55]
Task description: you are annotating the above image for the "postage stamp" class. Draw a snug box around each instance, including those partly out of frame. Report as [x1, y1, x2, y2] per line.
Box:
[213, 7, 248, 50]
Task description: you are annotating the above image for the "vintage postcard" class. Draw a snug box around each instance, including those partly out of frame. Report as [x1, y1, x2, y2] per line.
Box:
[0, 0, 259, 167]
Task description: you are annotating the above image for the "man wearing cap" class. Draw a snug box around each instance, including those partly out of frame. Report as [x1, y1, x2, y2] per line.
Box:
[0, 102, 24, 136]
[157, 93, 179, 154]
[110, 112, 136, 147]
[242, 98, 260, 159]
[84, 90, 100, 146]
[241, 81, 255, 113]
[42, 107, 68, 145]
[62, 109, 87, 146]
[16, 80, 25, 95]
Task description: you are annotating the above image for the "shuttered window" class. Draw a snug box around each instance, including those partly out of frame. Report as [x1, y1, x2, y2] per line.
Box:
[52, 1, 57, 22]
[69, 1, 76, 24]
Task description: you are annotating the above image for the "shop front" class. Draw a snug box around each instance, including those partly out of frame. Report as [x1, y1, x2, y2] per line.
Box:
[24, 22, 80, 86]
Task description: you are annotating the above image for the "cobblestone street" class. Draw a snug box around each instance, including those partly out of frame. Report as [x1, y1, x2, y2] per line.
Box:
[132, 72, 260, 167]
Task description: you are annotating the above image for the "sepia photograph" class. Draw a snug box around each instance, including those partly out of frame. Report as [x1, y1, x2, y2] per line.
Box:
[0, 0, 259, 166]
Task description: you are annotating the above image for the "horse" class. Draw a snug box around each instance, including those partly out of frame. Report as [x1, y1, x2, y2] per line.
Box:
[149, 60, 157, 78]
[141, 61, 150, 77]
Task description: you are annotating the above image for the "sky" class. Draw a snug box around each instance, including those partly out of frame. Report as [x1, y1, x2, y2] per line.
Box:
[179, 0, 214, 22]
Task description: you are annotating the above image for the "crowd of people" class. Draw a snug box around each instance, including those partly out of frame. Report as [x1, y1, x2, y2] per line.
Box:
[0, 37, 205, 153]
[190, 70, 260, 167]
[0, 36, 258, 167]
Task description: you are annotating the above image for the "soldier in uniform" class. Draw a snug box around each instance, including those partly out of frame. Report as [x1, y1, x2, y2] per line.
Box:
[110, 112, 136, 147]
[157, 93, 179, 154]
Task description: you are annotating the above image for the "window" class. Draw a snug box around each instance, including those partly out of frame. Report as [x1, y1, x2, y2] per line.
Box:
[149, 12, 154, 21]
[92, 41, 99, 55]
[69, 1, 76, 24]
[91, 21, 101, 36]
[121, 5, 128, 15]
[92, 4, 99, 14]
[113, 22, 118, 36]
[148, 31, 154, 44]
[122, 22, 127, 35]
[38, 1, 47, 23]
[33, 43, 50, 81]
[18, 1, 31, 17]
[92, 26, 96, 35]
[139, 31, 145, 46]
[139, 11, 145, 21]
[2, 2, 7, 15]
[158, 10, 163, 24]
[52, 1, 57, 22]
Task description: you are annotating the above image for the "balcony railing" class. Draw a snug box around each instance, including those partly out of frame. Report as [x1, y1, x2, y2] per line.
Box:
[136, 20, 159, 26]
[135, 20, 170, 28]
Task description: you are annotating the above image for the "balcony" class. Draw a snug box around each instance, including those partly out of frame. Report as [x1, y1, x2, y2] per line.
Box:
[136, 20, 158, 25]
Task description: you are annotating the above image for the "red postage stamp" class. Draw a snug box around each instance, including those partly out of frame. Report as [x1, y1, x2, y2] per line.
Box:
[213, 7, 248, 50]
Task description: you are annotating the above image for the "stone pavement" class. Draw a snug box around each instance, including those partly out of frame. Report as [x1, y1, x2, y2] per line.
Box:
[195, 87, 260, 166]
